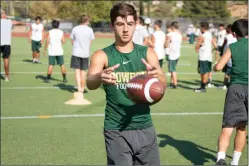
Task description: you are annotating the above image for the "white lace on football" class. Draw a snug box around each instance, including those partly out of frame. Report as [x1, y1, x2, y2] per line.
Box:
[127, 83, 143, 89]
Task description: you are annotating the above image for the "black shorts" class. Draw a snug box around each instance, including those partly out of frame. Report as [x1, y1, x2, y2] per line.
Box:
[222, 84, 248, 128]
[222, 64, 232, 75]
[217, 46, 224, 56]
[0, 45, 11, 59]
[104, 126, 160, 165]
[70, 56, 89, 70]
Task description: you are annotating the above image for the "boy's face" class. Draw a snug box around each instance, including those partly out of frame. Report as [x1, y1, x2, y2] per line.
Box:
[35, 19, 40, 24]
[112, 15, 136, 43]
[201, 27, 206, 33]
[219, 26, 224, 31]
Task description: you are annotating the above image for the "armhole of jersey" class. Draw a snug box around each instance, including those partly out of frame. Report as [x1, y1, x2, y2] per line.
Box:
[102, 47, 110, 69]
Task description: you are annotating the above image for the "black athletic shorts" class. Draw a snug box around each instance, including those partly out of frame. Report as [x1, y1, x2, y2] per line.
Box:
[104, 126, 160, 165]
[0, 45, 11, 59]
[70, 56, 89, 70]
[222, 84, 248, 128]
[217, 46, 224, 56]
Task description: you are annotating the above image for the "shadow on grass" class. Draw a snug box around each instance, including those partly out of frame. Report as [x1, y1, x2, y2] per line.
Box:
[54, 83, 76, 93]
[35, 75, 62, 82]
[22, 59, 34, 63]
[158, 134, 232, 165]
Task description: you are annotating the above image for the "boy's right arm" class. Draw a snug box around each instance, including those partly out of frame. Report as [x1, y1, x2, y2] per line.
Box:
[86, 50, 120, 90]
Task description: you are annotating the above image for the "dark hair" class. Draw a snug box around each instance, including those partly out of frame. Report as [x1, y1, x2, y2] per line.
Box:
[138, 16, 144, 25]
[231, 19, 248, 38]
[154, 20, 162, 28]
[226, 24, 232, 34]
[110, 3, 137, 25]
[171, 21, 179, 29]
[80, 14, 90, 24]
[52, 20, 60, 29]
[200, 22, 209, 30]
[219, 24, 224, 27]
[35, 16, 41, 21]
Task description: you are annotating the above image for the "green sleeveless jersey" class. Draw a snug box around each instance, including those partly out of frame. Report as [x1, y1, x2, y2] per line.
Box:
[102, 43, 153, 130]
[229, 37, 248, 85]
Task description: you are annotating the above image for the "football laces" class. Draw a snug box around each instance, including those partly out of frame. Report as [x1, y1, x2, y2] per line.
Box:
[126, 83, 143, 90]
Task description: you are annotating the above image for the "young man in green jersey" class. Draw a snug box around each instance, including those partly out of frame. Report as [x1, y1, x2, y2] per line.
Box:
[86, 3, 166, 165]
[214, 19, 248, 166]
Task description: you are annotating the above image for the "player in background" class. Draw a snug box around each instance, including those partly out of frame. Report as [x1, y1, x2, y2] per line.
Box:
[214, 19, 248, 166]
[70, 15, 95, 93]
[219, 24, 237, 90]
[215, 24, 226, 63]
[164, 21, 182, 88]
[151, 20, 166, 68]
[194, 22, 217, 93]
[144, 18, 154, 36]
[43, 20, 67, 83]
[28, 16, 44, 63]
[86, 3, 166, 165]
[165, 24, 172, 62]
[206, 23, 219, 88]
[0, 10, 12, 82]
[132, 16, 153, 47]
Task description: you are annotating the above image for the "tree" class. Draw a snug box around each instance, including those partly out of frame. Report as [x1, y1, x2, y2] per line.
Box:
[178, 1, 231, 23]
[151, 1, 177, 19]
[29, 1, 57, 20]
[57, 1, 112, 23]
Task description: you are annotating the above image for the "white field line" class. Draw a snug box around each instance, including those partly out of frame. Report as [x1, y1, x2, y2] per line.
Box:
[1, 112, 223, 120]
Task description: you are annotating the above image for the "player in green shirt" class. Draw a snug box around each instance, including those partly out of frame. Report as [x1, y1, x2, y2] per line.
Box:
[86, 3, 166, 165]
[214, 19, 248, 166]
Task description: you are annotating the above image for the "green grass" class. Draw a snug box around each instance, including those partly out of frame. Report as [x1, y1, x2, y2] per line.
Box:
[1, 37, 248, 165]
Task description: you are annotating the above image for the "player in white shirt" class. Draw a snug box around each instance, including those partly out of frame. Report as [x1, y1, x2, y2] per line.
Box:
[0, 10, 12, 82]
[70, 15, 95, 93]
[215, 24, 226, 62]
[220, 24, 237, 89]
[43, 20, 67, 83]
[165, 21, 182, 88]
[132, 17, 153, 47]
[151, 20, 165, 68]
[165, 24, 173, 61]
[195, 22, 217, 92]
[28, 16, 44, 63]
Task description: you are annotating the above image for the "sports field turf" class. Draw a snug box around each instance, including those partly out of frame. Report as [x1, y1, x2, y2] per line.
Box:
[1, 37, 248, 165]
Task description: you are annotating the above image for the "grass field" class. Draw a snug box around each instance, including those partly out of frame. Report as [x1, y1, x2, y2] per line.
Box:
[1, 37, 248, 165]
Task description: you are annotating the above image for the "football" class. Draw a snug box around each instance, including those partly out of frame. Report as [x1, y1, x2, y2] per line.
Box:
[126, 74, 166, 105]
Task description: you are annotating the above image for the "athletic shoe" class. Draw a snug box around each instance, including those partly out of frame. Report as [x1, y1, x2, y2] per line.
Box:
[5, 77, 9, 82]
[44, 78, 51, 83]
[172, 85, 178, 89]
[63, 79, 68, 83]
[207, 83, 215, 88]
[215, 159, 227, 165]
[194, 88, 206, 93]
[217, 85, 227, 90]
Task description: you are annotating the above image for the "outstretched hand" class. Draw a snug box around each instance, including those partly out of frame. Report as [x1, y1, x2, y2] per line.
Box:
[101, 64, 120, 85]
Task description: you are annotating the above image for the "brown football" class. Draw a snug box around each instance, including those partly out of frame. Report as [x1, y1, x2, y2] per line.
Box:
[126, 74, 166, 105]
